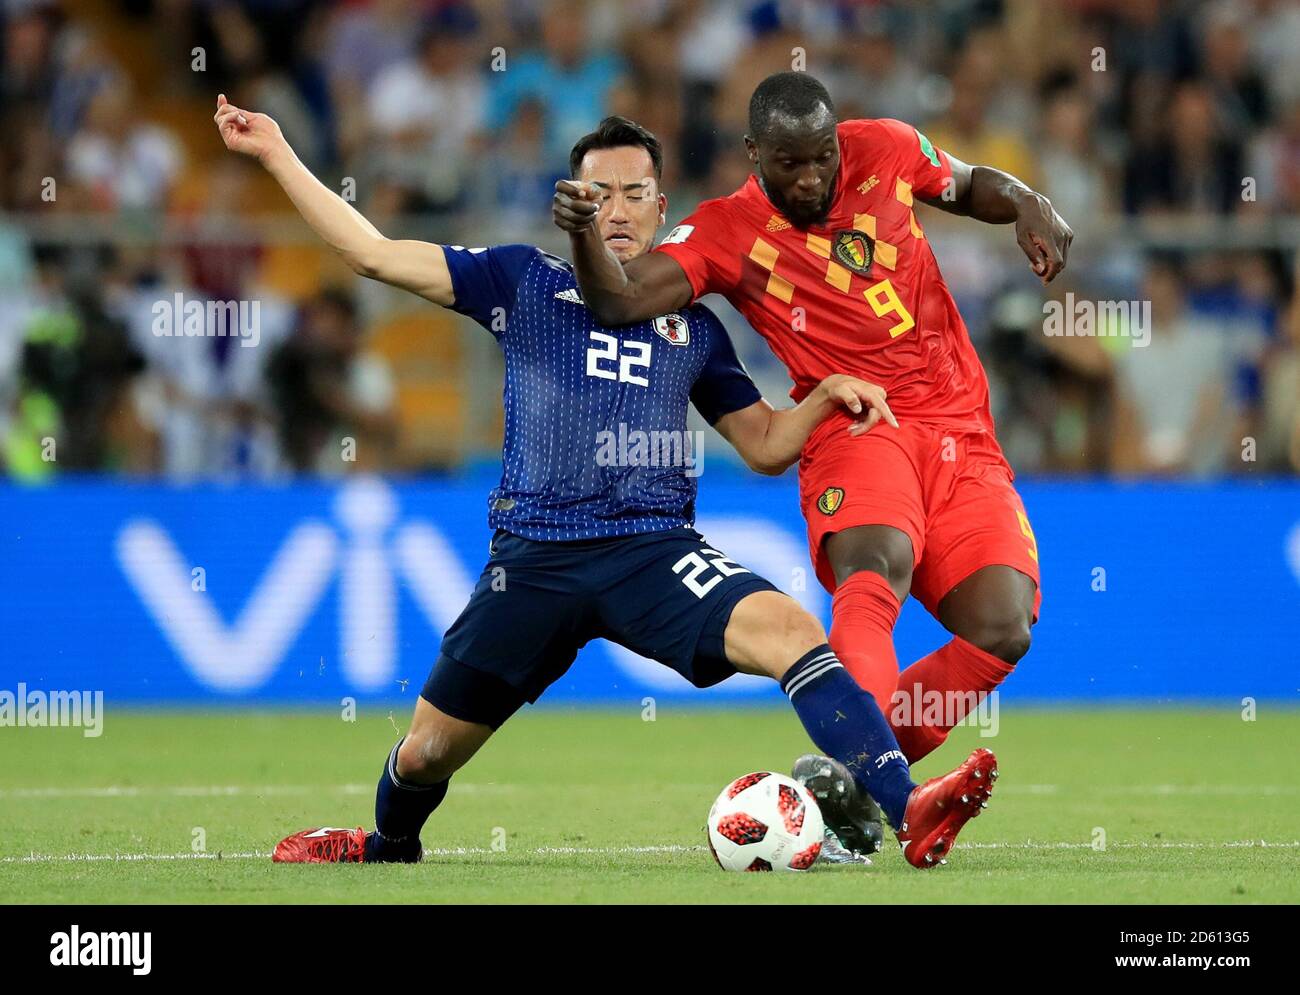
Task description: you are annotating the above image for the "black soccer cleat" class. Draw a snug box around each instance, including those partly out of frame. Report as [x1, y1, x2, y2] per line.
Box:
[815, 826, 874, 865]
[793, 753, 885, 858]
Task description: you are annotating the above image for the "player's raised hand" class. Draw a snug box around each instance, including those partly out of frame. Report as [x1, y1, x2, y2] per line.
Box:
[818, 375, 898, 435]
[1015, 191, 1073, 285]
[553, 179, 601, 233]
[214, 94, 286, 163]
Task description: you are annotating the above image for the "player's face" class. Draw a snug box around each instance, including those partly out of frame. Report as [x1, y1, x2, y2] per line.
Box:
[576, 146, 667, 264]
[747, 114, 840, 228]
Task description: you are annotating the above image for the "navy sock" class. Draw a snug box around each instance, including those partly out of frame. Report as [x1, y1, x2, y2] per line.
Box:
[780, 644, 916, 829]
[364, 738, 448, 862]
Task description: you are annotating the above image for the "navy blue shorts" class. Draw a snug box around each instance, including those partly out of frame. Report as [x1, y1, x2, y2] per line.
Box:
[422, 526, 778, 727]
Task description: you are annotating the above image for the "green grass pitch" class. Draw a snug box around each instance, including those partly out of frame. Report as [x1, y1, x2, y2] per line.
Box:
[2, 705, 1297, 904]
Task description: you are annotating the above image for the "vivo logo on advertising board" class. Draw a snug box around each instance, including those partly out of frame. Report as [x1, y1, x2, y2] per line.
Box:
[0, 479, 1288, 702]
[114, 478, 824, 696]
[116, 479, 471, 693]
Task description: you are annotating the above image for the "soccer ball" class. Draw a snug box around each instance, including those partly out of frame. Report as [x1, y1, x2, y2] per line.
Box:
[706, 771, 825, 872]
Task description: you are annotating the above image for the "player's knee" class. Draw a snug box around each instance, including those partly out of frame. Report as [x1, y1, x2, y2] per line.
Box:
[771, 606, 828, 670]
[962, 613, 1032, 665]
[726, 592, 826, 680]
[751, 609, 827, 682]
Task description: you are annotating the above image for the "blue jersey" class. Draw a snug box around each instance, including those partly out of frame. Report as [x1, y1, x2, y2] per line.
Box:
[442, 243, 762, 541]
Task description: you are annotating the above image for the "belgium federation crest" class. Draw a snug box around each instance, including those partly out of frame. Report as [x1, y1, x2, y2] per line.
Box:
[817, 486, 845, 516]
[832, 230, 874, 275]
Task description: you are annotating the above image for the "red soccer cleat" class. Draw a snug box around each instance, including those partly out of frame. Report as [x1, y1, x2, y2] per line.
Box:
[896, 748, 998, 869]
[272, 826, 369, 863]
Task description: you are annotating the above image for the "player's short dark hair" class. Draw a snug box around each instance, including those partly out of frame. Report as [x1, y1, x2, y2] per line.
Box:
[569, 116, 664, 180]
[748, 71, 836, 140]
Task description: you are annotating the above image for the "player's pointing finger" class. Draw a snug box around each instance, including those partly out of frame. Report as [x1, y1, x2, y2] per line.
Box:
[871, 392, 899, 429]
[555, 179, 595, 200]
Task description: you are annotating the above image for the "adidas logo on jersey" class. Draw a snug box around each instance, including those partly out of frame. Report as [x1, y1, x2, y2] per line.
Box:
[858, 175, 879, 194]
[765, 214, 791, 232]
[555, 288, 584, 304]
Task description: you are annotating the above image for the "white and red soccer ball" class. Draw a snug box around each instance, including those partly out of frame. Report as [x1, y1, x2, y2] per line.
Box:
[706, 771, 824, 872]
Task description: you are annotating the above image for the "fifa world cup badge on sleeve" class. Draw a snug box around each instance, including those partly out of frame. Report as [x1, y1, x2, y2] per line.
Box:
[661, 224, 694, 244]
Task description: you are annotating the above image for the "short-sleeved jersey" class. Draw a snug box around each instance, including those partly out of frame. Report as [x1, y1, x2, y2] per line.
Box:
[655, 118, 994, 443]
[443, 243, 761, 541]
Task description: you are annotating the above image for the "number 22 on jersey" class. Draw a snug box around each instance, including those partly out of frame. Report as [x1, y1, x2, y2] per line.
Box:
[587, 331, 651, 386]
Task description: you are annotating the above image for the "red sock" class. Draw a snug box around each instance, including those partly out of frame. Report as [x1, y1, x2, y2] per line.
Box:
[890, 635, 1015, 764]
[828, 572, 901, 712]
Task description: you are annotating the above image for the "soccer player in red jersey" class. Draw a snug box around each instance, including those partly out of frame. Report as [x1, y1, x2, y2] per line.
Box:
[555, 73, 1072, 855]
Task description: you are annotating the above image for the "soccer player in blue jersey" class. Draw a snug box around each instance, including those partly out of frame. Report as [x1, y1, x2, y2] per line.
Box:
[215, 97, 999, 870]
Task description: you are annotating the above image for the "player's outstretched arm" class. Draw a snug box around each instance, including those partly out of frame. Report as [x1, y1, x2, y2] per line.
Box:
[552, 179, 694, 324]
[922, 153, 1073, 286]
[713, 375, 897, 476]
[213, 94, 453, 305]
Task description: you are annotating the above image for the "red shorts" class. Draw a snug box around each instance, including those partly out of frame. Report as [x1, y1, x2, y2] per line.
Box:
[797, 415, 1042, 620]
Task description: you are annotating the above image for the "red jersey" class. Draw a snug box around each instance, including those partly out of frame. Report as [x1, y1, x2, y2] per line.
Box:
[656, 118, 994, 437]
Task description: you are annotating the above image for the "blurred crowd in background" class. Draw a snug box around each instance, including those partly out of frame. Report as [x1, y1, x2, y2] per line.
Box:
[1, 0, 1298, 482]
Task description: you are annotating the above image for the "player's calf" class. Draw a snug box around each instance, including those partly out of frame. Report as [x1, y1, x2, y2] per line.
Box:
[772, 641, 999, 869]
[363, 697, 496, 862]
[723, 593, 889, 860]
[822, 525, 916, 713]
[397, 697, 495, 785]
[888, 565, 1036, 763]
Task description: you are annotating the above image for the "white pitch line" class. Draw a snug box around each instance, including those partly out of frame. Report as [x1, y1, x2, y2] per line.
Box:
[961, 840, 1300, 850]
[2, 851, 272, 864]
[4, 840, 1299, 865]
[995, 784, 1300, 797]
[3, 783, 1297, 800]
[0, 783, 515, 800]
[0, 845, 697, 864]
